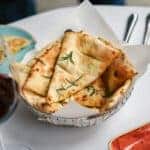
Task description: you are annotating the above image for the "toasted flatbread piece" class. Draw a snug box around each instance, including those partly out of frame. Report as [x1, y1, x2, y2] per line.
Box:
[11, 63, 30, 88]
[48, 65, 82, 102]
[74, 79, 132, 111]
[73, 51, 136, 109]
[4, 36, 30, 53]
[76, 31, 120, 66]
[36, 102, 63, 113]
[102, 53, 137, 95]
[12, 41, 63, 112]
[48, 31, 120, 102]
[74, 78, 106, 107]
[11, 63, 63, 113]
[23, 90, 62, 113]
[58, 31, 120, 75]
[101, 79, 132, 112]
[24, 41, 61, 96]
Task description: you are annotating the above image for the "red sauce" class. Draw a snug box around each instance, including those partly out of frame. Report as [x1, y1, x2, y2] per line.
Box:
[110, 123, 150, 150]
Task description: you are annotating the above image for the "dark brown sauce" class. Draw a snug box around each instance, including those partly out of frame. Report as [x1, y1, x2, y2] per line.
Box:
[0, 74, 15, 119]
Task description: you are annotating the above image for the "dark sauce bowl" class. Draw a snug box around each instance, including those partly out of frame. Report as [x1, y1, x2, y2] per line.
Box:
[0, 74, 18, 123]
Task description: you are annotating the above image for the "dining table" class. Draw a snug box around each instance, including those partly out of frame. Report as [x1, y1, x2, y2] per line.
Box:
[1, 5, 150, 150]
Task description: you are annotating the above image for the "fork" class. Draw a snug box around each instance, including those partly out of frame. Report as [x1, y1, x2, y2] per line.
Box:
[143, 14, 150, 45]
[123, 13, 139, 43]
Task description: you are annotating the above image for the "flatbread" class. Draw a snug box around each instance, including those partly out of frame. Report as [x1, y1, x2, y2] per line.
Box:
[23, 90, 62, 113]
[11, 63, 30, 88]
[101, 79, 132, 112]
[11, 54, 63, 113]
[73, 52, 136, 109]
[74, 78, 106, 107]
[102, 52, 137, 95]
[77, 31, 120, 66]
[11, 41, 63, 113]
[48, 31, 120, 102]
[23, 41, 61, 96]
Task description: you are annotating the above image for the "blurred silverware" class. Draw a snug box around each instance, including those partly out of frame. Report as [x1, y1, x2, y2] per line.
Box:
[143, 14, 150, 44]
[123, 13, 138, 43]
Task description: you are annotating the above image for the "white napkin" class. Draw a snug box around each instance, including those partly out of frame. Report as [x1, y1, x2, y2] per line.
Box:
[77, 0, 119, 43]
[122, 45, 150, 76]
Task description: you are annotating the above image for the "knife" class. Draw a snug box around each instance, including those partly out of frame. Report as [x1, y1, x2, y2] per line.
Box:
[123, 13, 138, 43]
[143, 14, 150, 44]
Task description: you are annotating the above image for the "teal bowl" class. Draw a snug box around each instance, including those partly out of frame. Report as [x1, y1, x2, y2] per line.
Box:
[0, 25, 36, 74]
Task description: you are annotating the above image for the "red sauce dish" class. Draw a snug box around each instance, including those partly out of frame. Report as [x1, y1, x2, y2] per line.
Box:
[109, 123, 150, 150]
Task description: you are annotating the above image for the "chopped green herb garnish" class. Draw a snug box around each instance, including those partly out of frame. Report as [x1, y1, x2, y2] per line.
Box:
[65, 75, 83, 87]
[65, 78, 78, 87]
[56, 86, 66, 95]
[104, 89, 113, 97]
[86, 85, 96, 96]
[56, 75, 83, 96]
[60, 51, 74, 64]
[42, 75, 51, 79]
[75, 75, 83, 82]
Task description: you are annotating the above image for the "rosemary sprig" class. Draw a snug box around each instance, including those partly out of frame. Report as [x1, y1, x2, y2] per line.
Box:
[86, 85, 96, 96]
[56, 86, 66, 96]
[65, 78, 78, 87]
[56, 75, 83, 96]
[60, 51, 74, 64]
[42, 75, 51, 79]
[65, 75, 82, 87]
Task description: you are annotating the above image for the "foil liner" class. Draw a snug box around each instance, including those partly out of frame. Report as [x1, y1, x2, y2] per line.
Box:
[14, 0, 150, 127]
